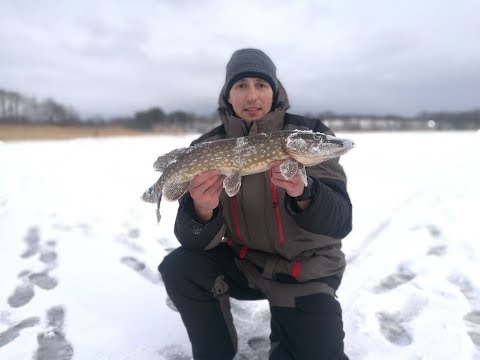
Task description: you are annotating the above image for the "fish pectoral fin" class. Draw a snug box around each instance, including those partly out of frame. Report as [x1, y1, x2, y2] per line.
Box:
[298, 165, 308, 186]
[153, 147, 188, 172]
[223, 172, 242, 197]
[280, 159, 299, 180]
[163, 181, 190, 201]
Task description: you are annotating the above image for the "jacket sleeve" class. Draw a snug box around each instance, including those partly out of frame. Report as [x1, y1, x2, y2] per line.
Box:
[285, 167, 352, 239]
[174, 194, 227, 250]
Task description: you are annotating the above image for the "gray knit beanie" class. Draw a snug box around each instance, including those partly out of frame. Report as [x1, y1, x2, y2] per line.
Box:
[224, 48, 278, 96]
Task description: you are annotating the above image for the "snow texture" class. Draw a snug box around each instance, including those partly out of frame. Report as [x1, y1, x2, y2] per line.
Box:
[1, 131, 480, 359]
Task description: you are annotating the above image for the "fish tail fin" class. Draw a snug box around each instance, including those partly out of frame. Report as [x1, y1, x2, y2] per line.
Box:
[156, 194, 163, 223]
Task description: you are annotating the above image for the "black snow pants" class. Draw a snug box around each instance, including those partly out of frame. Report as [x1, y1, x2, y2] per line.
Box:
[159, 244, 348, 360]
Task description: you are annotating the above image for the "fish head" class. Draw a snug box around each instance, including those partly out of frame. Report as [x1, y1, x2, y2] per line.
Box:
[284, 131, 355, 166]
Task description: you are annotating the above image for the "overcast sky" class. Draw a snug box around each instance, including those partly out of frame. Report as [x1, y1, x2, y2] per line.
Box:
[1, 0, 479, 118]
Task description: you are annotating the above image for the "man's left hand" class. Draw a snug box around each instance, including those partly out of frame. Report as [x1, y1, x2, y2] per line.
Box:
[269, 160, 305, 197]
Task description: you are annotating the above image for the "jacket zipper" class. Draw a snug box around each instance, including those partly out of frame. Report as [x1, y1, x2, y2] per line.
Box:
[232, 174, 299, 279]
[269, 170, 285, 246]
[231, 196, 248, 259]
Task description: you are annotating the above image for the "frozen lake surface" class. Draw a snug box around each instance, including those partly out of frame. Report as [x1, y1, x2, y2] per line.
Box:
[1, 131, 479, 359]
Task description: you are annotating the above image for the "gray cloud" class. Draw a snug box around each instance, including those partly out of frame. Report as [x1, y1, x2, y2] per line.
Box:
[1, 0, 479, 117]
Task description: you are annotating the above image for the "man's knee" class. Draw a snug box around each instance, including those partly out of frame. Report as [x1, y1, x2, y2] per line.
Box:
[159, 247, 199, 276]
[158, 247, 193, 288]
[159, 246, 220, 292]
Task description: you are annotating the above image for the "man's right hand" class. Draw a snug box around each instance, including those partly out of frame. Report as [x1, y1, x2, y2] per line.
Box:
[189, 170, 224, 222]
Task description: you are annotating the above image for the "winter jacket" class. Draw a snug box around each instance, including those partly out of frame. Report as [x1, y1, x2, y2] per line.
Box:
[173, 81, 352, 295]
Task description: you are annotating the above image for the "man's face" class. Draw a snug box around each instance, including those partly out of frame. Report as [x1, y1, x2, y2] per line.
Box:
[228, 77, 274, 122]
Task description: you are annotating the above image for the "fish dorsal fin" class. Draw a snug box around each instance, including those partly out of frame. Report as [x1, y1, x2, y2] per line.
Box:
[153, 147, 189, 172]
[223, 172, 242, 197]
[163, 181, 190, 201]
[280, 159, 299, 180]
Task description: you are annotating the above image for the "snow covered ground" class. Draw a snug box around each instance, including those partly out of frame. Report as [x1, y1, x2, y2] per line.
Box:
[0, 131, 479, 360]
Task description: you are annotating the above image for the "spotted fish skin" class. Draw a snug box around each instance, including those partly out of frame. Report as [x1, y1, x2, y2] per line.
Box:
[142, 130, 354, 220]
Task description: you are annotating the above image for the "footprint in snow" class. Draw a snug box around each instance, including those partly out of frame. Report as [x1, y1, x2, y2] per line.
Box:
[7, 283, 35, 308]
[448, 273, 479, 305]
[128, 228, 140, 239]
[376, 312, 413, 346]
[464, 311, 480, 347]
[157, 344, 191, 360]
[115, 230, 145, 253]
[7, 271, 58, 308]
[410, 224, 447, 256]
[120, 256, 162, 284]
[247, 336, 269, 350]
[7, 228, 59, 308]
[448, 273, 480, 347]
[21, 226, 41, 258]
[376, 298, 426, 347]
[157, 237, 172, 247]
[0, 317, 40, 348]
[373, 266, 416, 293]
[121, 256, 146, 271]
[40, 243, 58, 268]
[422, 224, 448, 255]
[427, 245, 448, 256]
[19, 227, 58, 268]
[114, 225, 146, 252]
[29, 272, 59, 290]
[33, 306, 74, 360]
[425, 224, 442, 238]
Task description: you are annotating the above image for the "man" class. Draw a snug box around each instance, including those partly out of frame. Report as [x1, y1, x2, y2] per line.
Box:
[159, 48, 351, 359]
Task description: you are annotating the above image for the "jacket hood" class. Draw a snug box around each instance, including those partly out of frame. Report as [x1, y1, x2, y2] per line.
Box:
[217, 81, 291, 137]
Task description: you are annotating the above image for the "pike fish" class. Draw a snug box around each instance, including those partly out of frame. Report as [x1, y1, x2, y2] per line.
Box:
[142, 130, 355, 221]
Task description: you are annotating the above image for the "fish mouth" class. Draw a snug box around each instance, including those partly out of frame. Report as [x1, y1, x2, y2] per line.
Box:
[340, 139, 355, 149]
[293, 149, 348, 165]
[290, 138, 355, 166]
[326, 137, 355, 150]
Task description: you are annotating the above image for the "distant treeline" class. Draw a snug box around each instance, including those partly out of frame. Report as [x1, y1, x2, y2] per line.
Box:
[0, 89, 80, 124]
[316, 110, 480, 131]
[1, 88, 479, 132]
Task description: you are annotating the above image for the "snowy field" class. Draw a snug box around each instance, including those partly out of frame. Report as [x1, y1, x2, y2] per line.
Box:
[1, 131, 479, 360]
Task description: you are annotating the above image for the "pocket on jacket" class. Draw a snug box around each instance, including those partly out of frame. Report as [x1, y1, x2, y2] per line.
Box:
[262, 255, 299, 283]
[262, 252, 345, 284]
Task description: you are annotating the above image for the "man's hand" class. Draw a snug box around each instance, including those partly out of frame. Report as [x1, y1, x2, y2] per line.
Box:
[269, 160, 311, 209]
[269, 160, 305, 196]
[189, 170, 224, 222]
